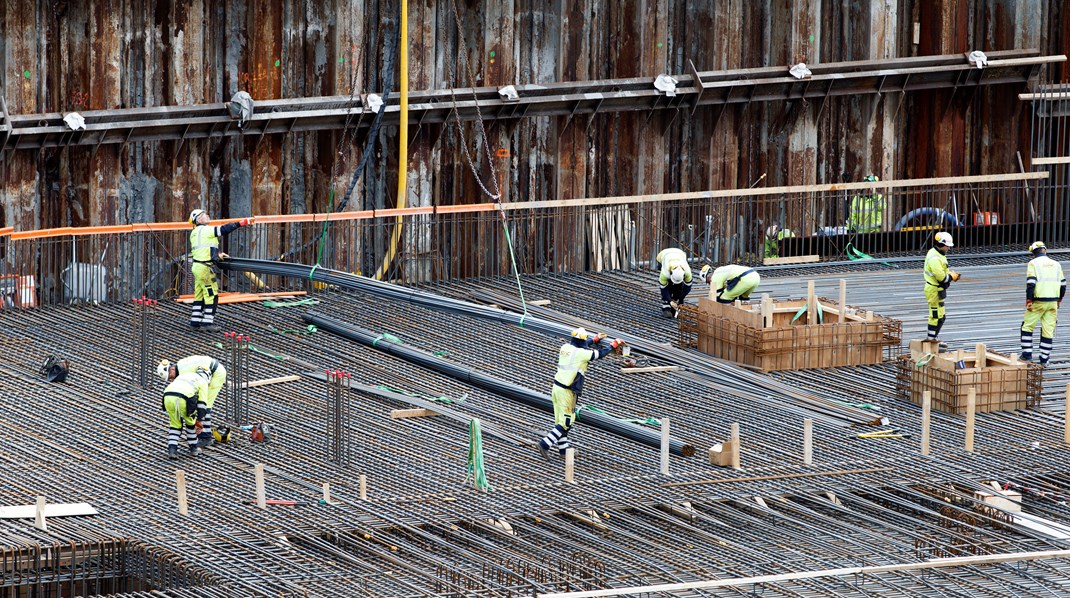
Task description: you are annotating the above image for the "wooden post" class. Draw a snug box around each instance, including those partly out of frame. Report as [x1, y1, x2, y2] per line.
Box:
[322, 482, 331, 505]
[921, 391, 932, 456]
[807, 281, 817, 323]
[255, 463, 266, 509]
[359, 474, 368, 500]
[838, 279, 846, 323]
[975, 343, 987, 368]
[760, 294, 773, 328]
[803, 418, 813, 465]
[1064, 384, 1070, 445]
[34, 496, 46, 531]
[730, 423, 741, 470]
[965, 388, 976, 453]
[660, 418, 671, 476]
[564, 448, 576, 483]
[176, 471, 189, 516]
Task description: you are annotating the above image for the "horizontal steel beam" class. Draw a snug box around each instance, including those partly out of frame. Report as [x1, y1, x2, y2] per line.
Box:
[3, 50, 1062, 151]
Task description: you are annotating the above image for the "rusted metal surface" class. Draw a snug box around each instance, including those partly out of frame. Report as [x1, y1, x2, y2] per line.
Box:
[0, 0, 1064, 260]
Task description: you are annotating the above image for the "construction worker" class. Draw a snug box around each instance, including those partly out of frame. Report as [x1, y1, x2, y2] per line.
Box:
[698, 264, 761, 303]
[923, 231, 960, 349]
[158, 356, 226, 447]
[188, 209, 253, 332]
[158, 366, 211, 460]
[847, 175, 884, 233]
[764, 224, 796, 259]
[537, 328, 624, 461]
[1020, 241, 1066, 366]
[656, 247, 692, 317]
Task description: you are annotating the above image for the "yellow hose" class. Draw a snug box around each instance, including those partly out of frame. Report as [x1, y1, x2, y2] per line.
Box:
[375, 0, 408, 280]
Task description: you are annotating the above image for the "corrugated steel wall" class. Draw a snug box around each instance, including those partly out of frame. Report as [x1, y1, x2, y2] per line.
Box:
[0, 0, 1065, 243]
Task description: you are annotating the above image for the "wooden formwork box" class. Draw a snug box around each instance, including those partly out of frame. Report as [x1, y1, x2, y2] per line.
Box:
[679, 297, 898, 372]
[894, 340, 1042, 414]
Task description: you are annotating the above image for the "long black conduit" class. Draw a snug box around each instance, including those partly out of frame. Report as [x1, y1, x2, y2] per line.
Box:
[302, 311, 694, 457]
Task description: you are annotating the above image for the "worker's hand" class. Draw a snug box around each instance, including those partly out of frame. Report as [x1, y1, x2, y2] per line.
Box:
[239, 217, 254, 227]
[195, 420, 204, 433]
[610, 339, 624, 350]
[949, 271, 961, 282]
[591, 333, 606, 343]
[218, 252, 230, 260]
[1026, 299, 1034, 309]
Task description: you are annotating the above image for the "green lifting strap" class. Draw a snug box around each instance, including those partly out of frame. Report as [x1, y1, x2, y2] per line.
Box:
[915, 353, 935, 368]
[263, 298, 320, 308]
[269, 324, 319, 335]
[791, 301, 824, 324]
[466, 418, 492, 491]
[846, 242, 896, 268]
[371, 333, 402, 347]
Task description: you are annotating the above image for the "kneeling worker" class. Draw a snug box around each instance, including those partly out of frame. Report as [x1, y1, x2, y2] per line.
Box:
[656, 248, 692, 317]
[699, 264, 761, 303]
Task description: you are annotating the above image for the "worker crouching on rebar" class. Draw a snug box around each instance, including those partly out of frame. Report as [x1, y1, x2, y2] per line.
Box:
[923, 232, 959, 350]
[656, 248, 693, 318]
[188, 209, 253, 332]
[698, 264, 761, 304]
[1020, 241, 1066, 366]
[537, 328, 624, 461]
[159, 366, 211, 460]
[158, 356, 227, 447]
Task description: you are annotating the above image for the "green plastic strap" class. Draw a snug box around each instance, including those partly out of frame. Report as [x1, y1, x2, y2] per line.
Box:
[466, 418, 492, 491]
[308, 263, 320, 281]
[499, 212, 528, 328]
[314, 188, 335, 268]
[432, 350, 448, 357]
[371, 333, 402, 347]
[829, 399, 880, 411]
[249, 345, 288, 361]
[263, 298, 320, 308]
[791, 301, 824, 324]
[269, 324, 318, 335]
[915, 353, 935, 368]
[846, 242, 896, 268]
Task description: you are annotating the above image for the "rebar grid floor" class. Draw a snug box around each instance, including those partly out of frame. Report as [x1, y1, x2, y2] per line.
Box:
[1, 263, 1070, 596]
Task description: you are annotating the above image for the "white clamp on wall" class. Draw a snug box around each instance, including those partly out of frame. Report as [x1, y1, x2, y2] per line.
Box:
[967, 50, 989, 69]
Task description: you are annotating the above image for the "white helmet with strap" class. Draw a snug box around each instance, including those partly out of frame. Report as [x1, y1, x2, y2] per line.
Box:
[669, 265, 685, 285]
[934, 231, 954, 247]
[1029, 241, 1046, 254]
[156, 359, 172, 382]
[189, 209, 206, 224]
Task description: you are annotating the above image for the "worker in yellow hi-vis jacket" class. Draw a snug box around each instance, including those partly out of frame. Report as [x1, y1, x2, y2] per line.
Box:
[158, 356, 227, 447]
[188, 209, 253, 332]
[923, 232, 960, 351]
[1020, 241, 1066, 366]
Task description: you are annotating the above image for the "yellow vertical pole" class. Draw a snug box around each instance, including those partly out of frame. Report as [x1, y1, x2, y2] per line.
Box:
[375, 0, 409, 280]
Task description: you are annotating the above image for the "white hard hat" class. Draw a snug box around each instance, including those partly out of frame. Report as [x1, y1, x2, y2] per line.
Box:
[156, 360, 172, 382]
[570, 327, 589, 341]
[1029, 241, 1046, 253]
[766, 224, 780, 238]
[669, 266, 685, 285]
[189, 209, 205, 224]
[934, 232, 954, 247]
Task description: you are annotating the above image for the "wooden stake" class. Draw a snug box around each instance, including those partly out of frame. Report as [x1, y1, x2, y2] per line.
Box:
[965, 388, 976, 452]
[730, 423, 741, 470]
[921, 391, 932, 456]
[255, 463, 266, 509]
[803, 418, 813, 465]
[564, 448, 576, 483]
[760, 294, 773, 328]
[322, 482, 331, 504]
[176, 471, 189, 516]
[838, 280, 846, 323]
[975, 343, 987, 368]
[1064, 384, 1070, 445]
[390, 408, 441, 419]
[35, 496, 46, 531]
[807, 281, 817, 323]
[660, 418, 671, 476]
[359, 474, 368, 500]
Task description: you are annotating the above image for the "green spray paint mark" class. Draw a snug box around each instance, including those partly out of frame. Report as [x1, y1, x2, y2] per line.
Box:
[23, 70, 31, 78]
[657, 42, 663, 48]
[808, 34, 815, 42]
[275, 59, 280, 67]
[489, 50, 496, 58]
[339, 57, 344, 63]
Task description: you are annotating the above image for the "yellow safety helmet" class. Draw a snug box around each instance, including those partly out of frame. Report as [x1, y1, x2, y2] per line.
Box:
[156, 359, 173, 382]
[1029, 241, 1046, 254]
[189, 208, 206, 224]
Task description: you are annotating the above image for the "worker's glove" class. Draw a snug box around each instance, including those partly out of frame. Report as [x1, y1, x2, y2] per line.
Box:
[218, 252, 230, 260]
[949, 271, 961, 282]
[1026, 299, 1034, 309]
[194, 420, 204, 433]
[610, 339, 624, 350]
[591, 333, 607, 344]
[239, 217, 254, 227]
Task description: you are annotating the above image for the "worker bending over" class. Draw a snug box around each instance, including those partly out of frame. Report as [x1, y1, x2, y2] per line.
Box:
[923, 232, 960, 349]
[188, 209, 253, 332]
[160, 367, 211, 459]
[158, 356, 227, 447]
[537, 328, 623, 461]
[698, 264, 761, 303]
[1020, 241, 1066, 366]
[656, 248, 693, 317]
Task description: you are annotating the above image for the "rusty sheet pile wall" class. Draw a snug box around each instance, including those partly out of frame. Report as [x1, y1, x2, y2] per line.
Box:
[678, 296, 900, 372]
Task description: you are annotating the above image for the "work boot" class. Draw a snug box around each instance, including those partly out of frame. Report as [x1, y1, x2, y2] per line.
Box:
[661, 306, 674, 318]
[537, 441, 551, 462]
[167, 446, 179, 460]
[1020, 352, 1033, 362]
[189, 446, 202, 457]
[1039, 358, 1049, 367]
[201, 324, 222, 333]
[197, 435, 214, 448]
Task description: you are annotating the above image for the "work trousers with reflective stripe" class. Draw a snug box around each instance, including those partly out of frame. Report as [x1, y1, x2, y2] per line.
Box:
[924, 284, 946, 339]
[190, 262, 219, 326]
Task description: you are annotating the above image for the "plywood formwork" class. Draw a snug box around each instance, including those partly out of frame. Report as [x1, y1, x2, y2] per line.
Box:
[895, 340, 1043, 414]
[679, 296, 899, 371]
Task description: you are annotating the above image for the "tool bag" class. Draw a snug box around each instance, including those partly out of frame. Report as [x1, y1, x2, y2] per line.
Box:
[40, 355, 70, 383]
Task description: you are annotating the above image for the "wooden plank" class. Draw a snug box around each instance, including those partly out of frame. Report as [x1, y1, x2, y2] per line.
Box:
[762, 254, 820, 265]
[1029, 156, 1070, 165]
[243, 375, 302, 389]
[620, 366, 680, 374]
[527, 299, 551, 306]
[390, 408, 441, 419]
[0, 502, 98, 519]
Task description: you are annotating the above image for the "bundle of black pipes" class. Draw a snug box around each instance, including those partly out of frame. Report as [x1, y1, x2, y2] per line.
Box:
[222, 258, 875, 427]
[303, 311, 695, 456]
